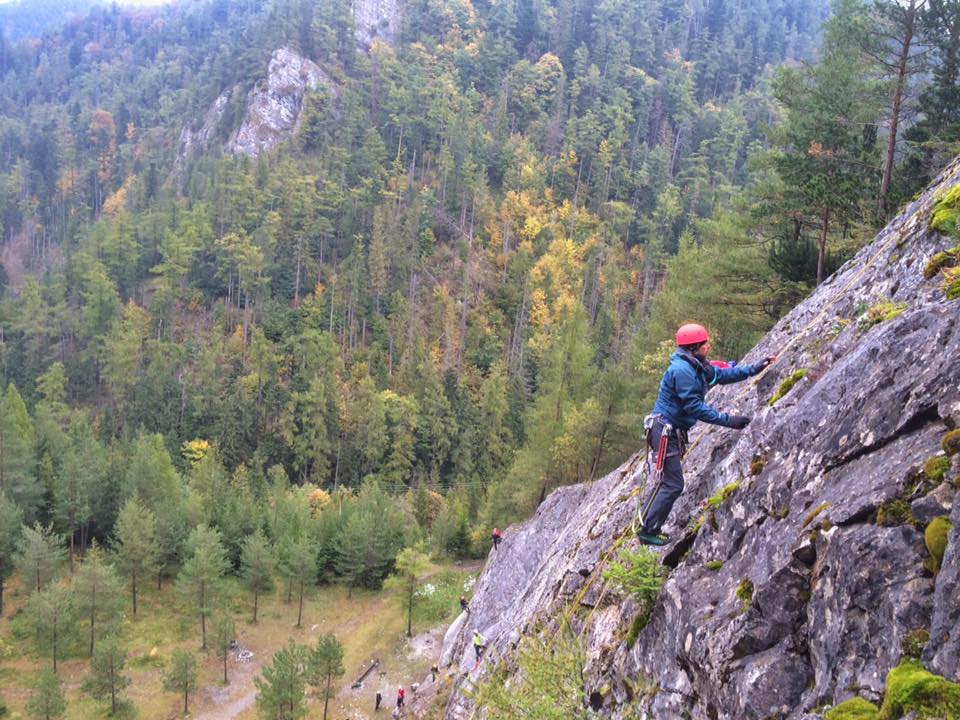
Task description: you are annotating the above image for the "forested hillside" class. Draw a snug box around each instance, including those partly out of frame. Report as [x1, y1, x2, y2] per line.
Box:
[0, 0, 958, 712]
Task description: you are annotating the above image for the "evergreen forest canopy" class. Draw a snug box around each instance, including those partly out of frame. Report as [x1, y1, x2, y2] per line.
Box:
[0, 0, 957, 595]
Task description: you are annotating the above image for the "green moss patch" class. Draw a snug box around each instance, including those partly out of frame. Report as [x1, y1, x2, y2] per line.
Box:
[924, 456, 950, 482]
[924, 248, 959, 278]
[705, 560, 723, 571]
[876, 498, 915, 527]
[943, 429, 960, 456]
[858, 300, 907, 332]
[925, 515, 952, 570]
[930, 184, 960, 238]
[946, 265, 960, 300]
[769, 369, 807, 406]
[706, 482, 740, 509]
[878, 660, 960, 720]
[825, 696, 879, 720]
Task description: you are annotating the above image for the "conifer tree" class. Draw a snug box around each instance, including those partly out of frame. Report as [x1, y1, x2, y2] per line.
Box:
[308, 633, 345, 720]
[178, 524, 230, 649]
[384, 543, 431, 638]
[26, 670, 66, 720]
[16, 523, 66, 593]
[162, 650, 198, 715]
[0, 491, 23, 616]
[73, 544, 122, 657]
[212, 611, 236, 685]
[26, 583, 74, 673]
[255, 640, 308, 720]
[113, 496, 158, 616]
[241, 528, 275, 623]
[83, 637, 130, 716]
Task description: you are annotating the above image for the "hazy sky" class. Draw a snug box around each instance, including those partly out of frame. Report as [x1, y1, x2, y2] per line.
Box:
[0, 0, 174, 5]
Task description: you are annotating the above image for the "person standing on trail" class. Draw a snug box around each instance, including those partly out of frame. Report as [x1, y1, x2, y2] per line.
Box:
[376, 689, 383, 711]
[637, 323, 775, 547]
[491, 527, 502, 550]
[397, 685, 405, 708]
[472, 629, 486, 661]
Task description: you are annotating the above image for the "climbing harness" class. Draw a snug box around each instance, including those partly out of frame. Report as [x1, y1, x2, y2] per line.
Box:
[633, 416, 673, 535]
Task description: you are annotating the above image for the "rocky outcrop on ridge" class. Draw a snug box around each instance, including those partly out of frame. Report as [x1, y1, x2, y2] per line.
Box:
[176, 47, 334, 166]
[430, 157, 960, 720]
[353, 0, 402, 48]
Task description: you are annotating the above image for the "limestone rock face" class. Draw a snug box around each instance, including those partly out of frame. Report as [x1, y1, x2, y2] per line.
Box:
[431, 157, 960, 720]
[353, 0, 401, 48]
[227, 47, 333, 158]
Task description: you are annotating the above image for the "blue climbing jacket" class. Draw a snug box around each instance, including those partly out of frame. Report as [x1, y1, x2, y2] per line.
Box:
[651, 349, 760, 431]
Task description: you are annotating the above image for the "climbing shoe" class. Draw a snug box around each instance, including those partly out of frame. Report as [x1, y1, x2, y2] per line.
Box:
[637, 532, 668, 546]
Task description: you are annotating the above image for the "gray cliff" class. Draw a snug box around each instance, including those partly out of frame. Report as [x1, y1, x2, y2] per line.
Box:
[427, 157, 960, 719]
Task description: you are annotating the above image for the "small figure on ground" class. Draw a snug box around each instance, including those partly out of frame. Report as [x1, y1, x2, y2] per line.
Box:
[375, 690, 383, 711]
[637, 323, 775, 546]
[472, 629, 486, 661]
[491, 527, 502, 550]
[397, 685, 405, 708]
[460, 595, 470, 614]
[431, 664, 439, 682]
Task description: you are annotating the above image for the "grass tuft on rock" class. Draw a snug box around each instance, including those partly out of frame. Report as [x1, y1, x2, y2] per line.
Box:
[735, 578, 753, 612]
[900, 628, 930, 660]
[923, 456, 950, 482]
[876, 498, 915, 527]
[942, 429, 960, 456]
[706, 482, 740, 509]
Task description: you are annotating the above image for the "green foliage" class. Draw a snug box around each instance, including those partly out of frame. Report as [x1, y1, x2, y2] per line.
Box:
[26, 670, 66, 720]
[736, 578, 754, 612]
[0, 492, 23, 616]
[241, 528, 276, 623]
[308, 633, 345, 720]
[858, 301, 907, 333]
[162, 650, 197, 715]
[877, 660, 960, 720]
[73, 545, 123, 657]
[412, 569, 474, 625]
[603, 547, 667, 637]
[384, 543, 432, 637]
[177, 525, 230, 649]
[15, 523, 66, 594]
[900, 628, 930, 660]
[923, 248, 959, 279]
[930, 185, 960, 237]
[824, 696, 879, 720]
[255, 640, 309, 720]
[923, 456, 950, 482]
[212, 612, 236, 684]
[470, 624, 588, 719]
[803, 502, 831, 528]
[924, 515, 952, 570]
[83, 637, 130, 716]
[706, 560, 724, 571]
[769, 369, 807, 406]
[706, 482, 740, 509]
[112, 496, 158, 617]
[876, 499, 915, 527]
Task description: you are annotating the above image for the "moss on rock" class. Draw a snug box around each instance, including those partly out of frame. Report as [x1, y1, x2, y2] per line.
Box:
[930, 183, 960, 237]
[943, 429, 960, 456]
[735, 578, 753, 612]
[900, 628, 930, 660]
[925, 515, 952, 570]
[824, 696, 879, 720]
[803, 502, 831, 528]
[877, 660, 960, 720]
[706, 482, 739, 509]
[924, 456, 950, 482]
[858, 300, 907, 332]
[706, 560, 723, 571]
[769, 369, 807, 406]
[876, 498, 915, 527]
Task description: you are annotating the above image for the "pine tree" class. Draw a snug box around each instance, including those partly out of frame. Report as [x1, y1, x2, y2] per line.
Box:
[212, 611, 236, 684]
[162, 650, 197, 715]
[241, 528, 275, 623]
[279, 534, 316, 628]
[26, 670, 66, 720]
[178, 524, 229, 649]
[0, 384, 41, 521]
[26, 583, 75, 673]
[83, 637, 130, 716]
[15, 523, 66, 593]
[73, 544, 122, 657]
[0, 491, 23, 616]
[113, 496, 158, 617]
[308, 633, 345, 720]
[255, 640, 308, 720]
[384, 543, 431, 638]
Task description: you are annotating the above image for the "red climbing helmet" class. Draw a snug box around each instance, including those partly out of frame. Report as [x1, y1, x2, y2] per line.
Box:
[676, 323, 709, 346]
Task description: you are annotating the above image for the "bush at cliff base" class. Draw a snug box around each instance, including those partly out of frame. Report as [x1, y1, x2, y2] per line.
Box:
[877, 660, 960, 719]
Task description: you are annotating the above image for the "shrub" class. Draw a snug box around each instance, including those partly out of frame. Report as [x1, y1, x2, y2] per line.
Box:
[825, 696, 879, 720]
[769, 369, 807, 406]
[877, 660, 960, 720]
[876, 499, 914, 527]
[924, 515, 952, 571]
[603, 547, 668, 606]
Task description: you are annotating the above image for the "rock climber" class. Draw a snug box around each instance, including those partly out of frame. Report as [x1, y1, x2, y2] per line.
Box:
[637, 323, 775, 546]
[460, 595, 470, 614]
[396, 685, 405, 708]
[375, 689, 383, 711]
[472, 628, 486, 661]
[491, 527, 502, 550]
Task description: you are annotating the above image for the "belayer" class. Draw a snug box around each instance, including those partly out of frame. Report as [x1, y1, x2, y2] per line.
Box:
[637, 323, 775, 546]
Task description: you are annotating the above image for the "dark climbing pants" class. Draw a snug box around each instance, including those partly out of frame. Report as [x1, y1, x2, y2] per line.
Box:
[640, 420, 686, 535]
